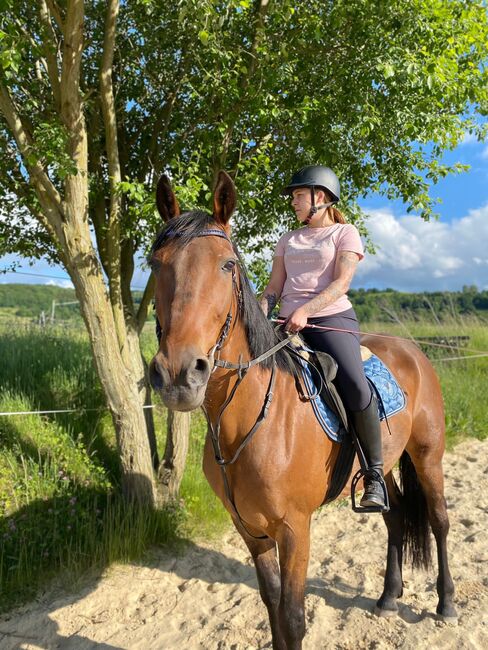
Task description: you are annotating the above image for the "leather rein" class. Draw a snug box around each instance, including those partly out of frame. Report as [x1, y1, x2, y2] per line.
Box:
[155, 227, 293, 539]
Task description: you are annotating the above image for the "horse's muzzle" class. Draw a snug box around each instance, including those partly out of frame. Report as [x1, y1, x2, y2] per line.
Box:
[149, 352, 211, 411]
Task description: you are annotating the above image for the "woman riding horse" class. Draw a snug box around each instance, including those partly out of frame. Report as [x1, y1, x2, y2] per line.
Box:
[259, 165, 386, 510]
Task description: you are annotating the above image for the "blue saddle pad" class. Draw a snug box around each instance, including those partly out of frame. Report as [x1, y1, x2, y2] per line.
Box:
[296, 352, 406, 443]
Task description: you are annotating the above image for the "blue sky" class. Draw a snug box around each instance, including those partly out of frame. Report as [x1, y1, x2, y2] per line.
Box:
[354, 136, 488, 291]
[1, 137, 487, 293]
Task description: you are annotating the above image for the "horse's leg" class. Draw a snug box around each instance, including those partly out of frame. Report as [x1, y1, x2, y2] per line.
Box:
[276, 514, 311, 650]
[376, 472, 405, 616]
[240, 531, 284, 649]
[412, 459, 457, 621]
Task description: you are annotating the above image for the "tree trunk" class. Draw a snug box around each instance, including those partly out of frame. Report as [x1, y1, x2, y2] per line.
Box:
[68, 252, 158, 505]
[126, 324, 159, 470]
[0, 0, 183, 507]
[159, 410, 191, 500]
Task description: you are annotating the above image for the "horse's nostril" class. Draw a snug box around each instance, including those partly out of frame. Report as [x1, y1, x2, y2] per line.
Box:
[194, 357, 209, 374]
[149, 358, 165, 390]
[186, 356, 210, 388]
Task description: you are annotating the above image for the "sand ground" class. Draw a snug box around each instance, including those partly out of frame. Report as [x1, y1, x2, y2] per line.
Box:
[0, 439, 487, 650]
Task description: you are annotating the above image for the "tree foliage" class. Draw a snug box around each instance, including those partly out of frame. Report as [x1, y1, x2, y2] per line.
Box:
[0, 0, 487, 270]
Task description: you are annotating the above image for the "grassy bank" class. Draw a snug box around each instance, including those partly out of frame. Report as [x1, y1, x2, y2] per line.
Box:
[1, 315, 486, 610]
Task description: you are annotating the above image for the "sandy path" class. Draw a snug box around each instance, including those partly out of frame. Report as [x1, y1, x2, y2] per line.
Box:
[1, 439, 487, 650]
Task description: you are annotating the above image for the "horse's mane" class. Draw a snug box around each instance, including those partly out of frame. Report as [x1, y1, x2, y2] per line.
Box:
[150, 211, 295, 375]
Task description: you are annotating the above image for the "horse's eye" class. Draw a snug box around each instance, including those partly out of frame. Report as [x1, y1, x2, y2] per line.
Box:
[222, 259, 236, 272]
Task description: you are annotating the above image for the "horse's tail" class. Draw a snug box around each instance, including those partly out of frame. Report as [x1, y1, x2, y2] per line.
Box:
[398, 451, 432, 570]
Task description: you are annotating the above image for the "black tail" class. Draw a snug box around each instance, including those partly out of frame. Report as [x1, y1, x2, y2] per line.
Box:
[398, 451, 432, 570]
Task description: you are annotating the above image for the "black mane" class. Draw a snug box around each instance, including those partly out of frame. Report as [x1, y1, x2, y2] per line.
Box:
[151, 211, 295, 375]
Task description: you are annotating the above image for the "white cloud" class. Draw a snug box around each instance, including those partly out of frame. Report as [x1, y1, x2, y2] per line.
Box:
[46, 279, 74, 289]
[355, 203, 488, 291]
[480, 145, 488, 160]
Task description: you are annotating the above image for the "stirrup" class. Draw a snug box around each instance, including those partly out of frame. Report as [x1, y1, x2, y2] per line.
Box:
[351, 468, 389, 513]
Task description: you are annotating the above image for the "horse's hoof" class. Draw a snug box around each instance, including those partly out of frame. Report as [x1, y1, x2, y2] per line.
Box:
[374, 605, 398, 618]
[436, 603, 458, 624]
[436, 613, 458, 625]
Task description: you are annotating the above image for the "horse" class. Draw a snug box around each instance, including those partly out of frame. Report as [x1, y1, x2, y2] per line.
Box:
[148, 171, 457, 649]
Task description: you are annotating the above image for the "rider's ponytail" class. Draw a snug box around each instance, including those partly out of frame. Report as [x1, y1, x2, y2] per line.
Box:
[331, 206, 346, 224]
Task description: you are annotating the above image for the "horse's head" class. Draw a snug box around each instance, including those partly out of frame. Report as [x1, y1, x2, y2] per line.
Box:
[148, 171, 238, 411]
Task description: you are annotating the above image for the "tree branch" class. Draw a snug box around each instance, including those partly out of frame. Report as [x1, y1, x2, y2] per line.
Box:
[212, 0, 270, 180]
[60, 0, 85, 148]
[136, 273, 156, 334]
[138, 53, 191, 182]
[0, 84, 65, 234]
[45, 0, 65, 36]
[100, 0, 122, 251]
[5, 158, 62, 253]
[39, 0, 62, 110]
[99, 0, 131, 353]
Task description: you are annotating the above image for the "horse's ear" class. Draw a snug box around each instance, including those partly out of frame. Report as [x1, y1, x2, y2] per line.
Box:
[156, 175, 180, 222]
[213, 171, 236, 229]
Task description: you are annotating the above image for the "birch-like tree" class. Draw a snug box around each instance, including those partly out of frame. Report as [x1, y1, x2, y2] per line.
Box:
[0, 0, 486, 504]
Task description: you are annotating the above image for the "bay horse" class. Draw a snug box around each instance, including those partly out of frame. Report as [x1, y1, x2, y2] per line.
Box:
[149, 171, 457, 649]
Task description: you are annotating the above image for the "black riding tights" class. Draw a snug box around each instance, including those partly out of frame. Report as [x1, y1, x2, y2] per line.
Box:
[300, 308, 372, 412]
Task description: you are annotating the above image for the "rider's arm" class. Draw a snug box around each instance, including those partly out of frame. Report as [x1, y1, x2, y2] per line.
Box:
[259, 254, 286, 317]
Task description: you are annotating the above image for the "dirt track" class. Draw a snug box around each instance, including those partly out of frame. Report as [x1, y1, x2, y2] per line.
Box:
[1, 439, 487, 649]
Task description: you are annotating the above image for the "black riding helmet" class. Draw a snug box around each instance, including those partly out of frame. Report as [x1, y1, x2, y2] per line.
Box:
[282, 165, 340, 203]
[282, 165, 340, 224]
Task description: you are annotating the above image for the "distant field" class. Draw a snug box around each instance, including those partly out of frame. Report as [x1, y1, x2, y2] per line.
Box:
[0, 313, 486, 611]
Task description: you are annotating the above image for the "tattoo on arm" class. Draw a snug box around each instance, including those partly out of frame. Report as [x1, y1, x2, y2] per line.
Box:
[302, 284, 342, 315]
[259, 292, 278, 317]
[337, 251, 359, 272]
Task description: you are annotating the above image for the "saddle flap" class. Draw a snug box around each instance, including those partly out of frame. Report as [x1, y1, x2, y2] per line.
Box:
[310, 350, 348, 431]
[312, 350, 338, 382]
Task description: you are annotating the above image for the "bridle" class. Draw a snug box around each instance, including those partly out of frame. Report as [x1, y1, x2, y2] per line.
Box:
[153, 225, 294, 539]
[154, 227, 293, 372]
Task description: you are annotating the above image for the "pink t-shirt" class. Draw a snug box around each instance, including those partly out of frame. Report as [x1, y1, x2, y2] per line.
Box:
[274, 223, 364, 318]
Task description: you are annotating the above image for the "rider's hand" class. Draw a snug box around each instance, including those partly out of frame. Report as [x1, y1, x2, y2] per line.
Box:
[284, 307, 308, 333]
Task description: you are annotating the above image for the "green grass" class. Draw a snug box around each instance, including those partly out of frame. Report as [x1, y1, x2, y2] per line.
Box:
[0, 314, 486, 611]
[0, 320, 227, 611]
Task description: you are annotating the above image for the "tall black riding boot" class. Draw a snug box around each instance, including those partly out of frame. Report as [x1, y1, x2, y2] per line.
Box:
[350, 394, 386, 509]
